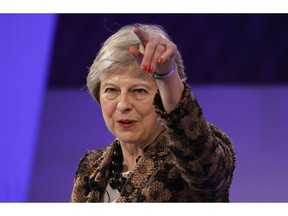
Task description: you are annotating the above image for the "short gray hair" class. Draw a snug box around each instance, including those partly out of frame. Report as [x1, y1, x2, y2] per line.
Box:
[87, 23, 186, 103]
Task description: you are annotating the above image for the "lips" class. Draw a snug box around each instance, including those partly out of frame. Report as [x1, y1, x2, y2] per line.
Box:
[116, 119, 137, 128]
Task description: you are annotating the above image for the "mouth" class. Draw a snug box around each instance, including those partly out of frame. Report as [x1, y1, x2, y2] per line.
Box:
[116, 119, 137, 128]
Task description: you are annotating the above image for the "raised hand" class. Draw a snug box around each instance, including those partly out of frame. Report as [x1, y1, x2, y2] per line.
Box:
[128, 25, 177, 75]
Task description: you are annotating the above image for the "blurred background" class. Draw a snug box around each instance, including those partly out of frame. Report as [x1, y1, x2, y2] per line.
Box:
[1, 13, 288, 202]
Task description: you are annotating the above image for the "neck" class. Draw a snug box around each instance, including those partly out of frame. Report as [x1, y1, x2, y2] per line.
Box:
[117, 143, 141, 171]
[118, 129, 164, 171]
[122, 154, 142, 172]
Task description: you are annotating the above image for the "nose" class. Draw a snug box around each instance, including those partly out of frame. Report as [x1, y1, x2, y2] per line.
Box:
[116, 93, 132, 113]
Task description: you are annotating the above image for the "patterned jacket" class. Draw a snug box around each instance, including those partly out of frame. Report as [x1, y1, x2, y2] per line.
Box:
[70, 83, 236, 202]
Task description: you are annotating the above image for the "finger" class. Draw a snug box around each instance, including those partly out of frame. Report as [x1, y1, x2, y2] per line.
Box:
[141, 35, 162, 73]
[133, 26, 149, 46]
[132, 26, 176, 73]
[148, 42, 167, 74]
[128, 46, 143, 65]
[157, 43, 177, 66]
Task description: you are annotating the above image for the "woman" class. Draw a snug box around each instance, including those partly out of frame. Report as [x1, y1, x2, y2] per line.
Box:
[70, 24, 235, 202]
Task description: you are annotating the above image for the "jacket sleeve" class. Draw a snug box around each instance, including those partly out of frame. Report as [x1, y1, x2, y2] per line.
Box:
[153, 82, 236, 194]
[70, 152, 91, 202]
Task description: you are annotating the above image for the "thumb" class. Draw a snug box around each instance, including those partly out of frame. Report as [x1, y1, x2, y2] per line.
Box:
[128, 46, 143, 66]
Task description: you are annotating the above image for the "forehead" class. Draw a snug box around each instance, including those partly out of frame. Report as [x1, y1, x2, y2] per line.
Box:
[101, 65, 155, 84]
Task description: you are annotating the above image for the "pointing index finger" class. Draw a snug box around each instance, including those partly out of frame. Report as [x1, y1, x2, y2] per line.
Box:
[133, 25, 149, 46]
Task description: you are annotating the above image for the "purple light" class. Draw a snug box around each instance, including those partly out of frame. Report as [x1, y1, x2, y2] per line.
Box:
[0, 14, 57, 202]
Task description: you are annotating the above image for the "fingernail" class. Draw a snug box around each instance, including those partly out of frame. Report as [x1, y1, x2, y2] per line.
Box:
[141, 64, 147, 71]
[158, 58, 163, 63]
[148, 67, 154, 74]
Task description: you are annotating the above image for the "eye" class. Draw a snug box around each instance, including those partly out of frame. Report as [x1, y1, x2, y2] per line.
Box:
[102, 87, 119, 100]
[104, 87, 118, 93]
[132, 88, 147, 94]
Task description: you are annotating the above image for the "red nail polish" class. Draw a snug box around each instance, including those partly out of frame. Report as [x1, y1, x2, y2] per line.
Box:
[141, 64, 147, 71]
[158, 58, 163, 63]
[148, 67, 154, 74]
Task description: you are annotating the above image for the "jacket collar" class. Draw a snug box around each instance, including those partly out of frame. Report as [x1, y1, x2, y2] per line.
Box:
[90, 131, 170, 202]
[117, 131, 170, 202]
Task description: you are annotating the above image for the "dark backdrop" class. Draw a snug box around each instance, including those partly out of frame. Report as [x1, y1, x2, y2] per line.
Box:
[48, 14, 288, 87]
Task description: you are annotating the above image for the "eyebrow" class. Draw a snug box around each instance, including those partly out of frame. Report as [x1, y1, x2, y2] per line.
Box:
[101, 80, 157, 91]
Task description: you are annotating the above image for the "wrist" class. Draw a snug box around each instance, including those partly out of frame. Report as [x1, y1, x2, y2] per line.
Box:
[151, 63, 177, 80]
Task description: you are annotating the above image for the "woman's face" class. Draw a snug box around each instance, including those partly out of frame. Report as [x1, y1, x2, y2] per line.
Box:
[99, 68, 162, 147]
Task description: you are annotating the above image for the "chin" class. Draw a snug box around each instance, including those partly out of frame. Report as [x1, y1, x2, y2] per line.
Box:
[116, 133, 140, 144]
[118, 137, 137, 144]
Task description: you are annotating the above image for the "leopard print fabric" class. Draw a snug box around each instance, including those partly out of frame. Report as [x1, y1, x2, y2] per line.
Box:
[70, 83, 236, 202]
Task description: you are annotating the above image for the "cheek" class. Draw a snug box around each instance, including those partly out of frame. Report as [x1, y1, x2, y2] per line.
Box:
[140, 104, 157, 120]
[100, 101, 115, 120]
